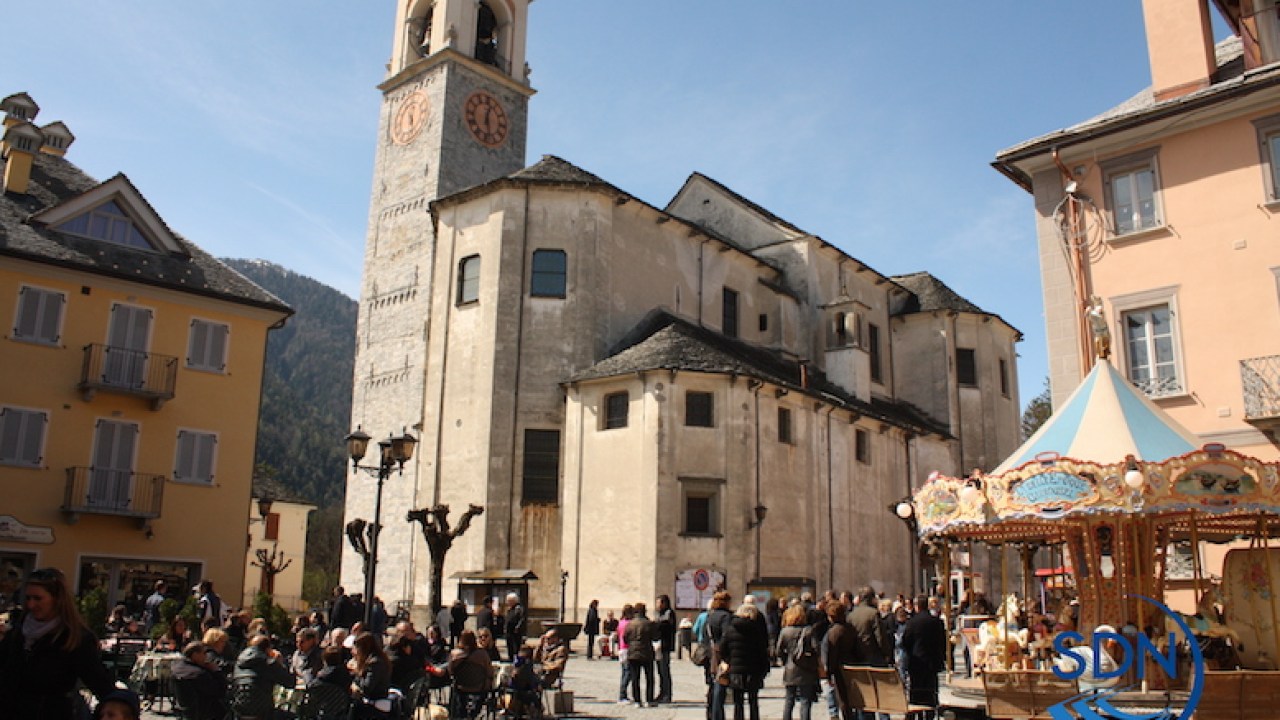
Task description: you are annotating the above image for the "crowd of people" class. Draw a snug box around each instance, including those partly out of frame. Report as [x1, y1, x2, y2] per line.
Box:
[686, 588, 948, 720]
[0, 570, 565, 720]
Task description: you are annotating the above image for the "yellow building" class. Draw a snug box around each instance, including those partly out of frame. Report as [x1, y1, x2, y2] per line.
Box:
[994, 0, 1280, 462]
[0, 92, 291, 614]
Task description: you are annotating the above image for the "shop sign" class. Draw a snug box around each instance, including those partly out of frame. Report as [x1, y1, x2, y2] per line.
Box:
[0, 515, 54, 544]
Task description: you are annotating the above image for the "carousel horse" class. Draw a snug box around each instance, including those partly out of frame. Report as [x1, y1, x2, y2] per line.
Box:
[1053, 624, 1122, 691]
[1168, 584, 1243, 669]
[977, 593, 1030, 670]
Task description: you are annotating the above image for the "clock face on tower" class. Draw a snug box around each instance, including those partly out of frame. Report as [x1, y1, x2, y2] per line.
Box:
[391, 90, 429, 145]
[464, 90, 509, 148]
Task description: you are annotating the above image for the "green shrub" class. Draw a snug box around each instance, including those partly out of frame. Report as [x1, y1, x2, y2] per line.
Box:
[253, 592, 291, 638]
[78, 586, 108, 637]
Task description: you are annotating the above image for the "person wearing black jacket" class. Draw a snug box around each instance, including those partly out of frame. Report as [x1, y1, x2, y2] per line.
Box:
[654, 595, 677, 703]
[847, 587, 892, 667]
[171, 641, 228, 720]
[0, 568, 118, 719]
[330, 586, 357, 630]
[584, 599, 601, 660]
[720, 604, 770, 720]
[900, 595, 948, 715]
[504, 593, 526, 661]
[704, 591, 735, 720]
[475, 596, 494, 638]
[351, 632, 393, 719]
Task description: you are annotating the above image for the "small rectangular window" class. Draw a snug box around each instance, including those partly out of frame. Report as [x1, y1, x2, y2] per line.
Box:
[603, 392, 629, 429]
[778, 407, 792, 444]
[686, 391, 714, 427]
[174, 429, 218, 484]
[187, 319, 229, 372]
[530, 249, 567, 298]
[1000, 358, 1010, 397]
[0, 406, 48, 467]
[457, 255, 481, 305]
[13, 286, 65, 345]
[1255, 115, 1280, 202]
[264, 513, 281, 541]
[758, 314, 768, 333]
[855, 428, 870, 464]
[1102, 149, 1162, 236]
[957, 348, 977, 387]
[521, 429, 561, 504]
[1123, 304, 1183, 398]
[680, 478, 721, 536]
[722, 288, 739, 339]
[868, 323, 882, 384]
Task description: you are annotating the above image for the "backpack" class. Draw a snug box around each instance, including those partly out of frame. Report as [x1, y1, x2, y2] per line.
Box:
[791, 625, 818, 668]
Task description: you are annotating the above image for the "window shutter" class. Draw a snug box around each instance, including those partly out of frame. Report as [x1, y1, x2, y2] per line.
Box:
[41, 294, 64, 343]
[0, 408, 19, 461]
[211, 324, 228, 371]
[196, 433, 216, 482]
[15, 287, 39, 338]
[188, 319, 206, 367]
[265, 512, 280, 541]
[21, 412, 46, 464]
[175, 430, 195, 481]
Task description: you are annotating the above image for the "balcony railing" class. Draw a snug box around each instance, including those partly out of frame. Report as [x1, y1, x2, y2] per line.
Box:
[1242, 355, 1280, 425]
[1132, 374, 1184, 399]
[63, 467, 164, 521]
[79, 344, 177, 409]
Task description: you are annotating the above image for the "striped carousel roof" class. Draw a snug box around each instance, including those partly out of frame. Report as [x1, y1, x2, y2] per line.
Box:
[994, 359, 1201, 474]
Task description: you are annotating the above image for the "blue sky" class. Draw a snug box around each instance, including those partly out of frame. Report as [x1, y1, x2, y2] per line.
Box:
[3, 1, 1213, 407]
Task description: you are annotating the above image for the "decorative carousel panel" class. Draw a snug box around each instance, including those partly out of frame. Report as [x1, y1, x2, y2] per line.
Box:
[988, 459, 1129, 519]
[914, 474, 986, 534]
[1147, 448, 1280, 514]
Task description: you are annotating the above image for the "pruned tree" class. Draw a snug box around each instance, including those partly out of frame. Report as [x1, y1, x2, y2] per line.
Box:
[407, 503, 485, 615]
[250, 546, 293, 598]
[345, 518, 378, 590]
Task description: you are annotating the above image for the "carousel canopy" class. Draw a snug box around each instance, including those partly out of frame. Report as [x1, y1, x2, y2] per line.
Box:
[995, 360, 1201, 474]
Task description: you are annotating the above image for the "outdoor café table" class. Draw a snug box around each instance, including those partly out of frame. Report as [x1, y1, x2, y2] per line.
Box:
[129, 651, 183, 712]
[274, 681, 306, 714]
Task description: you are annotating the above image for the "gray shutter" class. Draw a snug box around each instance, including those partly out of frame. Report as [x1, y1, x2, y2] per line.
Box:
[14, 287, 40, 338]
[210, 324, 229, 371]
[39, 293, 64, 343]
[195, 433, 217, 482]
[175, 430, 194, 481]
[187, 320, 206, 368]
[0, 408, 19, 461]
[21, 412, 46, 464]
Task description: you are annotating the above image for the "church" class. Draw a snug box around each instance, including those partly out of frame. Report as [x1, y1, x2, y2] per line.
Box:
[343, 0, 1022, 620]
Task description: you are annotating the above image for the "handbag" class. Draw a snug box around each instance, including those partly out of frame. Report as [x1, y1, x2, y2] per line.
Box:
[690, 643, 709, 667]
[716, 661, 731, 686]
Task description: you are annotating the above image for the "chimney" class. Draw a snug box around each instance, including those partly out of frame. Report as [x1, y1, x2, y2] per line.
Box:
[1, 92, 39, 128]
[1141, 0, 1216, 102]
[39, 121, 74, 157]
[2, 122, 42, 194]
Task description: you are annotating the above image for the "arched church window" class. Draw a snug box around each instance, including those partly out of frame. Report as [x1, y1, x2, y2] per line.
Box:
[475, 2, 503, 71]
[411, 5, 434, 57]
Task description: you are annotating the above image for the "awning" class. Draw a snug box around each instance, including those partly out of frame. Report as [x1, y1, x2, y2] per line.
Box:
[448, 569, 539, 581]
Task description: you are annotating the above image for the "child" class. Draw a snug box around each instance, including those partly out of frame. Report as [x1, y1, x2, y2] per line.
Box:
[94, 690, 141, 720]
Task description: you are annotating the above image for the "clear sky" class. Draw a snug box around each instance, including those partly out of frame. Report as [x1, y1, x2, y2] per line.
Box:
[2, 1, 1222, 408]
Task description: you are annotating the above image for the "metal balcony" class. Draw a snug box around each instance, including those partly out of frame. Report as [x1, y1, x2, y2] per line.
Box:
[1242, 355, 1280, 432]
[79, 344, 177, 409]
[63, 467, 164, 523]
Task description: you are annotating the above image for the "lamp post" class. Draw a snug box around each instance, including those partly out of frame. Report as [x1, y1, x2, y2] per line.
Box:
[889, 497, 921, 594]
[345, 426, 417, 627]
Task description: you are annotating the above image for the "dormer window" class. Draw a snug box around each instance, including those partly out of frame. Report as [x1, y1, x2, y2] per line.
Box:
[54, 201, 153, 250]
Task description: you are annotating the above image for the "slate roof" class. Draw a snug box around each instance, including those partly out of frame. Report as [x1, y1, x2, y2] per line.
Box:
[994, 36, 1280, 186]
[252, 474, 314, 507]
[569, 310, 951, 437]
[509, 155, 612, 186]
[0, 151, 292, 314]
[891, 271, 1022, 339]
[669, 172, 807, 236]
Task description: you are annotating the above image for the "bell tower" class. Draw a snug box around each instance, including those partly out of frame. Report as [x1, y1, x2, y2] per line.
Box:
[344, 0, 533, 608]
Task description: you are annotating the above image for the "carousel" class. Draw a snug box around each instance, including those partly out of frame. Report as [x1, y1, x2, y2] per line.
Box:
[908, 340, 1280, 717]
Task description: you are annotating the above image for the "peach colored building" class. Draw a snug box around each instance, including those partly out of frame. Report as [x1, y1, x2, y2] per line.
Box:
[994, 0, 1280, 462]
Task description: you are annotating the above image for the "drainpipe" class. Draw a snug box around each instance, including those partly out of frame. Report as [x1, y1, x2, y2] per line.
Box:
[904, 431, 917, 595]
[825, 406, 837, 588]
[747, 379, 757, 579]
[697, 240, 706, 326]
[1053, 148, 1094, 377]
[432, 213, 459, 507]
[571, 385, 586, 621]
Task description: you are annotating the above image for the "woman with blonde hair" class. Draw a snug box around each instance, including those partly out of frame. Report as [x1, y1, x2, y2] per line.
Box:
[0, 568, 120, 718]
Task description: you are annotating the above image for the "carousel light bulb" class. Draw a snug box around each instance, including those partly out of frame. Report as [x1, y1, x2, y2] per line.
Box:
[1124, 469, 1144, 490]
[959, 485, 980, 505]
[896, 502, 913, 519]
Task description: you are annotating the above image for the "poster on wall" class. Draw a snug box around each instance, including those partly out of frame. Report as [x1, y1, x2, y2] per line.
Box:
[675, 567, 725, 610]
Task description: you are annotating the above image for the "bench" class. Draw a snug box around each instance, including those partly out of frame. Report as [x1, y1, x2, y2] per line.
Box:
[1195, 670, 1280, 720]
[843, 666, 934, 716]
[981, 670, 1079, 719]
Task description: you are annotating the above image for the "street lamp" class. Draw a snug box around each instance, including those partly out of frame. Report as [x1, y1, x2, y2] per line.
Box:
[346, 425, 417, 626]
[888, 496, 922, 593]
